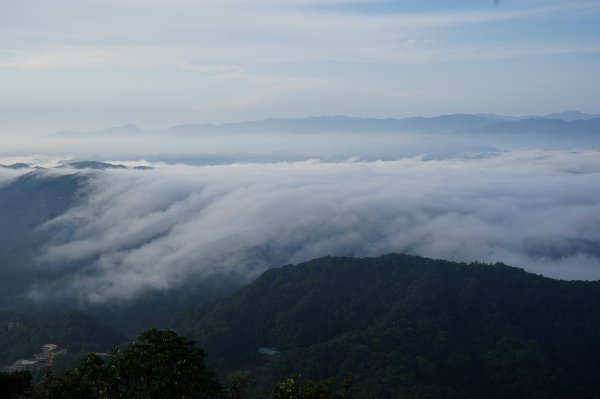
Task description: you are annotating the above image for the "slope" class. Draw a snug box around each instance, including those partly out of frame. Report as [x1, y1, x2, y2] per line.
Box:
[175, 254, 600, 399]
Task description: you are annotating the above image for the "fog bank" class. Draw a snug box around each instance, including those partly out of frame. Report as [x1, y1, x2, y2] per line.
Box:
[27, 149, 600, 303]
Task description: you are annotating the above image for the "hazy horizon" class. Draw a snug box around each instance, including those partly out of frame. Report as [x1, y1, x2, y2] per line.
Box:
[1, 0, 599, 139]
[1, 0, 600, 310]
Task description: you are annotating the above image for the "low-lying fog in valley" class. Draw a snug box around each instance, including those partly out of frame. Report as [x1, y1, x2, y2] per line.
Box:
[2, 148, 600, 306]
[3, 1, 600, 395]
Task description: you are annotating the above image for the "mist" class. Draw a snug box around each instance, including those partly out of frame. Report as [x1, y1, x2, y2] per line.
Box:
[5, 131, 493, 163]
[14, 149, 600, 304]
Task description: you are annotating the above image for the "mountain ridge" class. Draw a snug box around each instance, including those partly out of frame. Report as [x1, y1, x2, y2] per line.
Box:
[175, 253, 600, 398]
[50, 112, 600, 137]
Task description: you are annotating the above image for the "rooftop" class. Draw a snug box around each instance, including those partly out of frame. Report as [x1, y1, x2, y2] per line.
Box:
[257, 347, 281, 357]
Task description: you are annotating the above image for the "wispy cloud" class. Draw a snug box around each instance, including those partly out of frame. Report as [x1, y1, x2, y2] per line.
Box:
[1, 0, 598, 133]
[1, 1, 598, 69]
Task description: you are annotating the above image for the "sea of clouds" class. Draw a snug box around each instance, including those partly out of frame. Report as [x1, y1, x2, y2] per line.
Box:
[3, 149, 600, 304]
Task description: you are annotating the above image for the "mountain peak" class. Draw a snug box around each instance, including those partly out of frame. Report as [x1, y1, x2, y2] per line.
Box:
[60, 161, 128, 170]
[543, 110, 598, 121]
[99, 124, 143, 134]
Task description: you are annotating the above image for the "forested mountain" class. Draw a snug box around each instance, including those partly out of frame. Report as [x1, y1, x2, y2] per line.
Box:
[0, 170, 84, 252]
[58, 161, 127, 170]
[0, 310, 126, 367]
[175, 254, 600, 398]
[0, 170, 88, 321]
[0, 170, 238, 335]
[3, 166, 600, 397]
[0, 171, 86, 311]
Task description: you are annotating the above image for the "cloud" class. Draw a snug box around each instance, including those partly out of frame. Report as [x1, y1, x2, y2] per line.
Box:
[0, 168, 29, 186]
[2, 1, 598, 70]
[30, 150, 600, 304]
[2, 0, 599, 136]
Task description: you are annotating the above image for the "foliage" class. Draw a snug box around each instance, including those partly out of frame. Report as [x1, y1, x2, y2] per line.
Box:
[33, 355, 109, 399]
[0, 310, 127, 367]
[34, 328, 222, 399]
[108, 328, 222, 398]
[175, 253, 600, 398]
[6, 253, 600, 398]
[271, 374, 351, 399]
[0, 370, 32, 398]
[222, 371, 253, 399]
[30, 328, 348, 399]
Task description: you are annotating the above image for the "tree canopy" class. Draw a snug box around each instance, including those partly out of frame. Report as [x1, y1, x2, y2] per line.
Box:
[35, 328, 222, 399]
[175, 253, 600, 398]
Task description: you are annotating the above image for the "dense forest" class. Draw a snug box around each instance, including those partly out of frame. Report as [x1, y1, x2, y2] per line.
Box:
[175, 254, 600, 398]
[3, 253, 600, 398]
[1, 328, 350, 399]
[0, 310, 126, 368]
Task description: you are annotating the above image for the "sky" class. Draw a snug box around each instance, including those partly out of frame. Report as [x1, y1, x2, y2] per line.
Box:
[1, 0, 599, 137]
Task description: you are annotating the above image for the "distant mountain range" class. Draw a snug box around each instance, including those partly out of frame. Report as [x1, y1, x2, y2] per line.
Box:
[0, 163, 34, 170]
[0, 161, 152, 171]
[477, 110, 600, 122]
[537, 110, 600, 121]
[44, 112, 600, 158]
[52, 111, 600, 138]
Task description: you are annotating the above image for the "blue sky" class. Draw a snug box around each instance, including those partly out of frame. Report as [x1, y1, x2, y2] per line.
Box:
[0, 0, 599, 136]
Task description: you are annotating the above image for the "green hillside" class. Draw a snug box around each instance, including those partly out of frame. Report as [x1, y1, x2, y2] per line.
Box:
[0, 310, 127, 368]
[175, 254, 600, 398]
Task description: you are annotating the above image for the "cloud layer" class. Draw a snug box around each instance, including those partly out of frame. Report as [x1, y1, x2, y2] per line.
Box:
[27, 149, 600, 303]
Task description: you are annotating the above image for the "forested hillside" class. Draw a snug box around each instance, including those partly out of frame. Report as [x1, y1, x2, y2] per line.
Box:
[0, 170, 241, 335]
[175, 254, 600, 398]
[0, 310, 126, 368]
[0, 171, 84, 254]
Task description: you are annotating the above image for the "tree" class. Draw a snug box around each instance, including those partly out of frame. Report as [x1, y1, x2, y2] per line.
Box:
[221, 371, 253, 399]
[36, 328, 222, 399]
[0, 370, 32, 399]
[34, 354, 108, 399]
[109, 328, 222, 398]
[271, 374, 352, 399]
